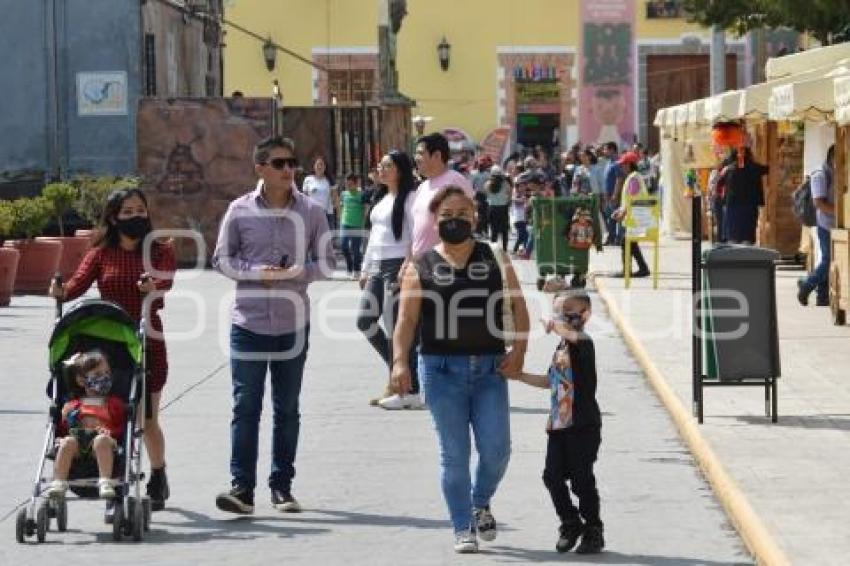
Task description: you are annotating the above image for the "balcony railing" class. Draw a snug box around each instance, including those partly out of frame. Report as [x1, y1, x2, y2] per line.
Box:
[646, 0, 686, 19]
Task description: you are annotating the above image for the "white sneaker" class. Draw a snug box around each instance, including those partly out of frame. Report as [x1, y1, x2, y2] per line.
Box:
[46, 479, 68, 498]
[454, 529, 479, 553]
[98, 478, 116, 499]
[378, 393, 425, 410]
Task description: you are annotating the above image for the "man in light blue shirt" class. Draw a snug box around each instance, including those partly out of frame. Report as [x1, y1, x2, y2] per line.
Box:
[798, 144, 835, 307]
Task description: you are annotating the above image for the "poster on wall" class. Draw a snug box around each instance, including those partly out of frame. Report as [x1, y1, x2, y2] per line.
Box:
[77, 71, 128, 116]
[480, 126, 511, 164]
[580, 0, 635, 148]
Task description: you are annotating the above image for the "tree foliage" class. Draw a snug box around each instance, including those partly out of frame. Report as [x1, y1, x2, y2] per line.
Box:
[682, 0, 850, 44]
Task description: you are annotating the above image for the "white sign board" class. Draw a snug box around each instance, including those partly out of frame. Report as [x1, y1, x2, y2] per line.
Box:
[77, 71, 128, 116]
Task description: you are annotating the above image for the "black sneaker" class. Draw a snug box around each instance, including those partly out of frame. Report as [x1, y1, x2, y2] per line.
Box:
[797, 278, 810, 307]
[271, 489, 302, 513]
[473, 506, 497, 542]
[146, 466, 170, 511]
[575, 524, 605, 554]
[633, 269, 650, 278]
[216, 486, 254, 515]
[556, 520, 584, 553]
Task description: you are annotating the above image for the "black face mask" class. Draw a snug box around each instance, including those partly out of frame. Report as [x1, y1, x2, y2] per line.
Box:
[438, 218, 473, 244]
[114, 216, 151, 240]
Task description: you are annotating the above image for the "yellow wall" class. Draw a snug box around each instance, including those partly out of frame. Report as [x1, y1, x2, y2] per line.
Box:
[225, 0, 378, 105]
[225, 0, 707, 143]
[395, 0, 580, 140]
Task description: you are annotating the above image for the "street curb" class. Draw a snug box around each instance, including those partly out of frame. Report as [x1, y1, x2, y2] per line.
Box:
[591, 274, 791, 566]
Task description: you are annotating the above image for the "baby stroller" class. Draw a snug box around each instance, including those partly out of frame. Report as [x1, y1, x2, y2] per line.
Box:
[15, 296, 152, 543]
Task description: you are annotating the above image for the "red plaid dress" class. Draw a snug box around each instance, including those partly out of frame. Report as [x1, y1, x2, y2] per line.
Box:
[64, 242, 176, 393]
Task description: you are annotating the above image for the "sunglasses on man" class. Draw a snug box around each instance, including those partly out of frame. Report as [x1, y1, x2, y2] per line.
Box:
[262, 157, 299, 170]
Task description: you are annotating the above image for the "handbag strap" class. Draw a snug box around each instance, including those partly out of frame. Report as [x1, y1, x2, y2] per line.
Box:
[489, 242, 512, 315]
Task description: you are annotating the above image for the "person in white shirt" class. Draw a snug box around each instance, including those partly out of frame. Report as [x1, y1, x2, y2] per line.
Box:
[302, 156, 337, 231]
[357, 150, 421, 410]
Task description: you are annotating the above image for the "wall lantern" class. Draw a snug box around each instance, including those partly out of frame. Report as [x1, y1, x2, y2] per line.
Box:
[437, 36, 451, 71]
[263, 37, 277, 71]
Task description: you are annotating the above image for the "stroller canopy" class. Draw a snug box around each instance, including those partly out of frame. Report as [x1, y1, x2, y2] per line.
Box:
[48, 300, 142, 369]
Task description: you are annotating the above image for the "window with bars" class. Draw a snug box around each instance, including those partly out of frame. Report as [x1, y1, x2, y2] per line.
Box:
[327, 69, 376, 104]
[144, 34, 157, 96]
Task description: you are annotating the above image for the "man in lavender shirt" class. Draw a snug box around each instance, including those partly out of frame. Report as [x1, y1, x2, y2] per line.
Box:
[212, 136, 334, 515]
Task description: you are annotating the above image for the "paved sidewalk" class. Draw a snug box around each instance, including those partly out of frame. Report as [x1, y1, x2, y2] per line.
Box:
[0, 266, 748, 565]
[590, 237, 850, 564]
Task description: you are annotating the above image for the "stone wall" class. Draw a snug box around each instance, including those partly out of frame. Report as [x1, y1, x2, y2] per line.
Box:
[137, 97, 274, 266]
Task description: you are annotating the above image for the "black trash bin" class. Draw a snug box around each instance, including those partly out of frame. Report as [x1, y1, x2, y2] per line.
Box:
[698, 246, 781, 422]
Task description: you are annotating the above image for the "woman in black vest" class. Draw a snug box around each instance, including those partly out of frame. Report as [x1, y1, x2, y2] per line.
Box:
[391, 186, 529, 554]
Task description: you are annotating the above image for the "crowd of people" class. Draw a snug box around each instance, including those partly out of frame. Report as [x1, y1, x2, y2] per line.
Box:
[44, 131, 666, 556]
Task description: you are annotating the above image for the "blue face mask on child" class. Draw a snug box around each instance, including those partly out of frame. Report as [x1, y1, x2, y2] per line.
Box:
[84, 373, 112, 396]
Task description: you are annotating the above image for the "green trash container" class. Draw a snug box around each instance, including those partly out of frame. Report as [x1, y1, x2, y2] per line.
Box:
[531, 195, 603, 291]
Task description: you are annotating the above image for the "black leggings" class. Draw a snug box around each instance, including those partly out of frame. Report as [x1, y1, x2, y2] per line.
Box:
[488, 205, 510, 251]
[542, 429, 602, 527]
[355, 258, 419, 393]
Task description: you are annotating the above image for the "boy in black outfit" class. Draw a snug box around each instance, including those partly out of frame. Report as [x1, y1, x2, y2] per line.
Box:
[509, 290, 604, 554]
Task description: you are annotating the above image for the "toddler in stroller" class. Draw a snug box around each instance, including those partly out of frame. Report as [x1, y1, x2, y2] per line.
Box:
[16, 298, 151, 544]
[47, 350, 125, 500]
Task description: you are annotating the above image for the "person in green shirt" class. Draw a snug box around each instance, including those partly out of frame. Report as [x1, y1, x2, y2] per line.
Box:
[340, 173, 367, 278]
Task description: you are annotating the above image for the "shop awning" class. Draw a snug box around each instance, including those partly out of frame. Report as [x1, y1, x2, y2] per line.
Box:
[704, 90, 742, 123]
[765, 42, 850, 81]
[835, 76, 850, 125]
[687, 99, 707, 128]
[769, 66, 850, 121]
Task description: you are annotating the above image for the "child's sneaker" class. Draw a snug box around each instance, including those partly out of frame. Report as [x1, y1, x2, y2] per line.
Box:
[453, 528, 478, 554]
[556, 519, 584, 553]
[46, 479, 68, 498]
[575, 524, 605, 554]
[473, 506, 497, 541]
[98, 478, 116, 499]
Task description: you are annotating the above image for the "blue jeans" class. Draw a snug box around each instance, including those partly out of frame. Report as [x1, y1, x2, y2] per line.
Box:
[229, 324, 310, 493]
[604, 201, 621, 244]
[803, 226, 831, 303]
[340, 226, 363, 273]
[419, 354, 511, 533]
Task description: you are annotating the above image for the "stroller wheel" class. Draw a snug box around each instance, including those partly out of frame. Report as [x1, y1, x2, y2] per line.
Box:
[142, 497, 152, 531]
[35, 501, 48, 543]
[56, 498, 68, 532]
[131, 499, 144, 542]
[15, 507, 27, 543]
[112, 500, 124, 542]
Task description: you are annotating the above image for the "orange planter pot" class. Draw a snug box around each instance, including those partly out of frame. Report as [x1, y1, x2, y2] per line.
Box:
[41, 236, 91, 281]
[3, 238, 63, 294]
[0, 247, 21, 306]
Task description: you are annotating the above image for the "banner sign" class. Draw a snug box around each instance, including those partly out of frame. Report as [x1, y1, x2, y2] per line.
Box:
[580, 0, 636, 147]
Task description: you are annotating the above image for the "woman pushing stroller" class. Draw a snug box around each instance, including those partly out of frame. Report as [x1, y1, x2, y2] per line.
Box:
[49, 187, 175, 511]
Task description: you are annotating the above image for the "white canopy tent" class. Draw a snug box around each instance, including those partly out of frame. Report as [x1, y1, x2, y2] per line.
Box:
[765, 42, 850, 81]
[769, 65, 850, 122]
[835, 76, 850, 126]
[704, 90, 742, 123]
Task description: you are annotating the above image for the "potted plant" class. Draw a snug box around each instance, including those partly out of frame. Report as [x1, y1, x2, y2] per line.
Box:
[75, 175, 139, 238]
[0, 200, 20, 306]
[2, 197, 63, 294]
[41, 182, 90, 280]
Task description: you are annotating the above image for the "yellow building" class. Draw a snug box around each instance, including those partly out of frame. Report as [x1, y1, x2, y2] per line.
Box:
[224, 1, 793, 153]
